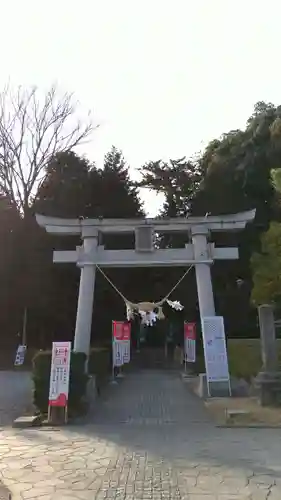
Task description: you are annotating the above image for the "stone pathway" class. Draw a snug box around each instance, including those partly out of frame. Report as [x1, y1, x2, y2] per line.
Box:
[0, 370, 281, 499]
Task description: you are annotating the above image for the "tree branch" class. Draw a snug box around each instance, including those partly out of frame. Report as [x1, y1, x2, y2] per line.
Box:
[0, 83, 95, 215]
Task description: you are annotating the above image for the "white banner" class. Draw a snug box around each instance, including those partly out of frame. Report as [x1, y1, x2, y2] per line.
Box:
[184, 323, 196, 363]
[14, 345, 27, 366]
[122, 339, 131, 364]
[202, 316, 230, 383]
[113, 341, 123, 367]
[48, 341, 71, 407]
[112, 321, 131, 367]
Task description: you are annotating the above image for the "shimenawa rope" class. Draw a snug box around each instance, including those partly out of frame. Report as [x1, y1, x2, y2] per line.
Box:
[96, 264, 194, 307]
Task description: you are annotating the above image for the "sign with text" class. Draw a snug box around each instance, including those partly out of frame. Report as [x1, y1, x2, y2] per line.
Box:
[14, 345, 27, 366]
[112, 321, 131, 366]
[202, 316, 230, 383]
[121, 323, 131, 364]
[48, 341, 71, 407]
[184, 322, 196, 363]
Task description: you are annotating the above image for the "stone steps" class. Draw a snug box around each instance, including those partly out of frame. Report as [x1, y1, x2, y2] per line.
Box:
[130, 347, 182, 371]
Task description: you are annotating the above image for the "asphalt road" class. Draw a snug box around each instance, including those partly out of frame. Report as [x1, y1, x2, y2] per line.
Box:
[0, 370, 33, 426]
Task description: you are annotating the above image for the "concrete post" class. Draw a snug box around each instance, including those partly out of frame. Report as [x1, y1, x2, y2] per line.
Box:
[73, 234, 98, 356]
[258, 304, 278, 371]
[256, 304, 281, 406]
[191, 226, 216, 319]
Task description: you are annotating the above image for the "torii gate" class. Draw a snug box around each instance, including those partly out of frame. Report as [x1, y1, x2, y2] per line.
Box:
[36, 210, 256, 356]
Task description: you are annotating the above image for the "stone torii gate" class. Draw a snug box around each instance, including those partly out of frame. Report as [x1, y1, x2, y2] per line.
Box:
[36, 210, 256, 356]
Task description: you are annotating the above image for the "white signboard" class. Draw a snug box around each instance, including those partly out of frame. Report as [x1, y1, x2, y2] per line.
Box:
[48, 341, 71, 407]
[14, 345, 27, 366]
[202, 316, 230, 384]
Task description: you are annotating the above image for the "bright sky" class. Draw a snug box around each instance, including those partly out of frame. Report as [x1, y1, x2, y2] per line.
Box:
[2, 1, 281, 215]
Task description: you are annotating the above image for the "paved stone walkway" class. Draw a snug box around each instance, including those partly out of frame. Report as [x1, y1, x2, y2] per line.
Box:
[1, 370, 281, 499]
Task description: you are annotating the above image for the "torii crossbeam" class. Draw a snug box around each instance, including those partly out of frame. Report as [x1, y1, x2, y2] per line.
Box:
[36, 210, 256, 355]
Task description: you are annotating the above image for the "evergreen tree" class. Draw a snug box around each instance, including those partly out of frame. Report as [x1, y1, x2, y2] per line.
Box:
[25, 147, 145, 346]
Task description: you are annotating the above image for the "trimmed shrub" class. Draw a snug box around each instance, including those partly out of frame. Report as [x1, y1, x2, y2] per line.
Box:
[227, 339, 262, 380]
[194, 339, 281, 381]
[193, 339, 263, 380]
[32, 350, 89, 415]
[194, 354, 206, 374]
[88, 347, 111, 391]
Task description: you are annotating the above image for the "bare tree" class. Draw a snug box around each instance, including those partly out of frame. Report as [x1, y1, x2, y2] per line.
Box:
[0, 83, 95, 215]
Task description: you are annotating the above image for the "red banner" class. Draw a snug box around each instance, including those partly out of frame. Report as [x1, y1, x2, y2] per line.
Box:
[112, 321, 131, 340]
[184, 322, 196, 340]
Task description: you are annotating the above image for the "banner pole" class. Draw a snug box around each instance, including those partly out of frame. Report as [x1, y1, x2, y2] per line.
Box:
[22, 307, 27, 346]
[207, 379, 211, 398]
[111, 321, 112, 379]
[111, 351, 115, 381]
[111, 321, 118, 384]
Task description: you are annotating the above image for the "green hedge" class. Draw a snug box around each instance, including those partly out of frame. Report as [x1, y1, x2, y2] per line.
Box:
[32, 350, 89, 415]
[227, 340, 262, 380]
[32, 346, 112, 415]
[194, 339, 281, 381]
[88, 347, 111, 391]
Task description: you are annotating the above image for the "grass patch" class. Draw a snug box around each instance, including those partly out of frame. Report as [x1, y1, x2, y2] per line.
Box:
[205, 397, 281, 427]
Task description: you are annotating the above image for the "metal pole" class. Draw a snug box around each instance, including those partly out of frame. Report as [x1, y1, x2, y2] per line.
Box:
[228, 377, 232, 397]
[207, 379, 211, 398]
[22, 307, 27, 346]
[111, 345, 115, 381]
[136, 324, 141, 352]
[111, 321, 118, 384]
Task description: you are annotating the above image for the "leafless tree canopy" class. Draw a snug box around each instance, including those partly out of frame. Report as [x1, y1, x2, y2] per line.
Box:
[0, 83, 94, 215]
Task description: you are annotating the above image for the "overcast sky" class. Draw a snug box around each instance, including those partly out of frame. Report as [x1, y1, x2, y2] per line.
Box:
[2, 1, 281, 214]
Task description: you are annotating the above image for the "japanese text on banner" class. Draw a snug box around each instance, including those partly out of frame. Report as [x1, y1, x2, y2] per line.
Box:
[112, 321, 131, 366]
[48, 341, 71, 407]
[184, 322, 196, 363]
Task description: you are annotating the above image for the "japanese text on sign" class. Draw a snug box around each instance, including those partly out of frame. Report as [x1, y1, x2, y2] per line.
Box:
[14, 345, 27, 366]
[202, 316, 230, 383]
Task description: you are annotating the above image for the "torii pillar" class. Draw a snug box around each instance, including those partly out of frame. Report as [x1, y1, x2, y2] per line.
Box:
[74, 229, 98, 354]
[192, 225, 216, 317]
